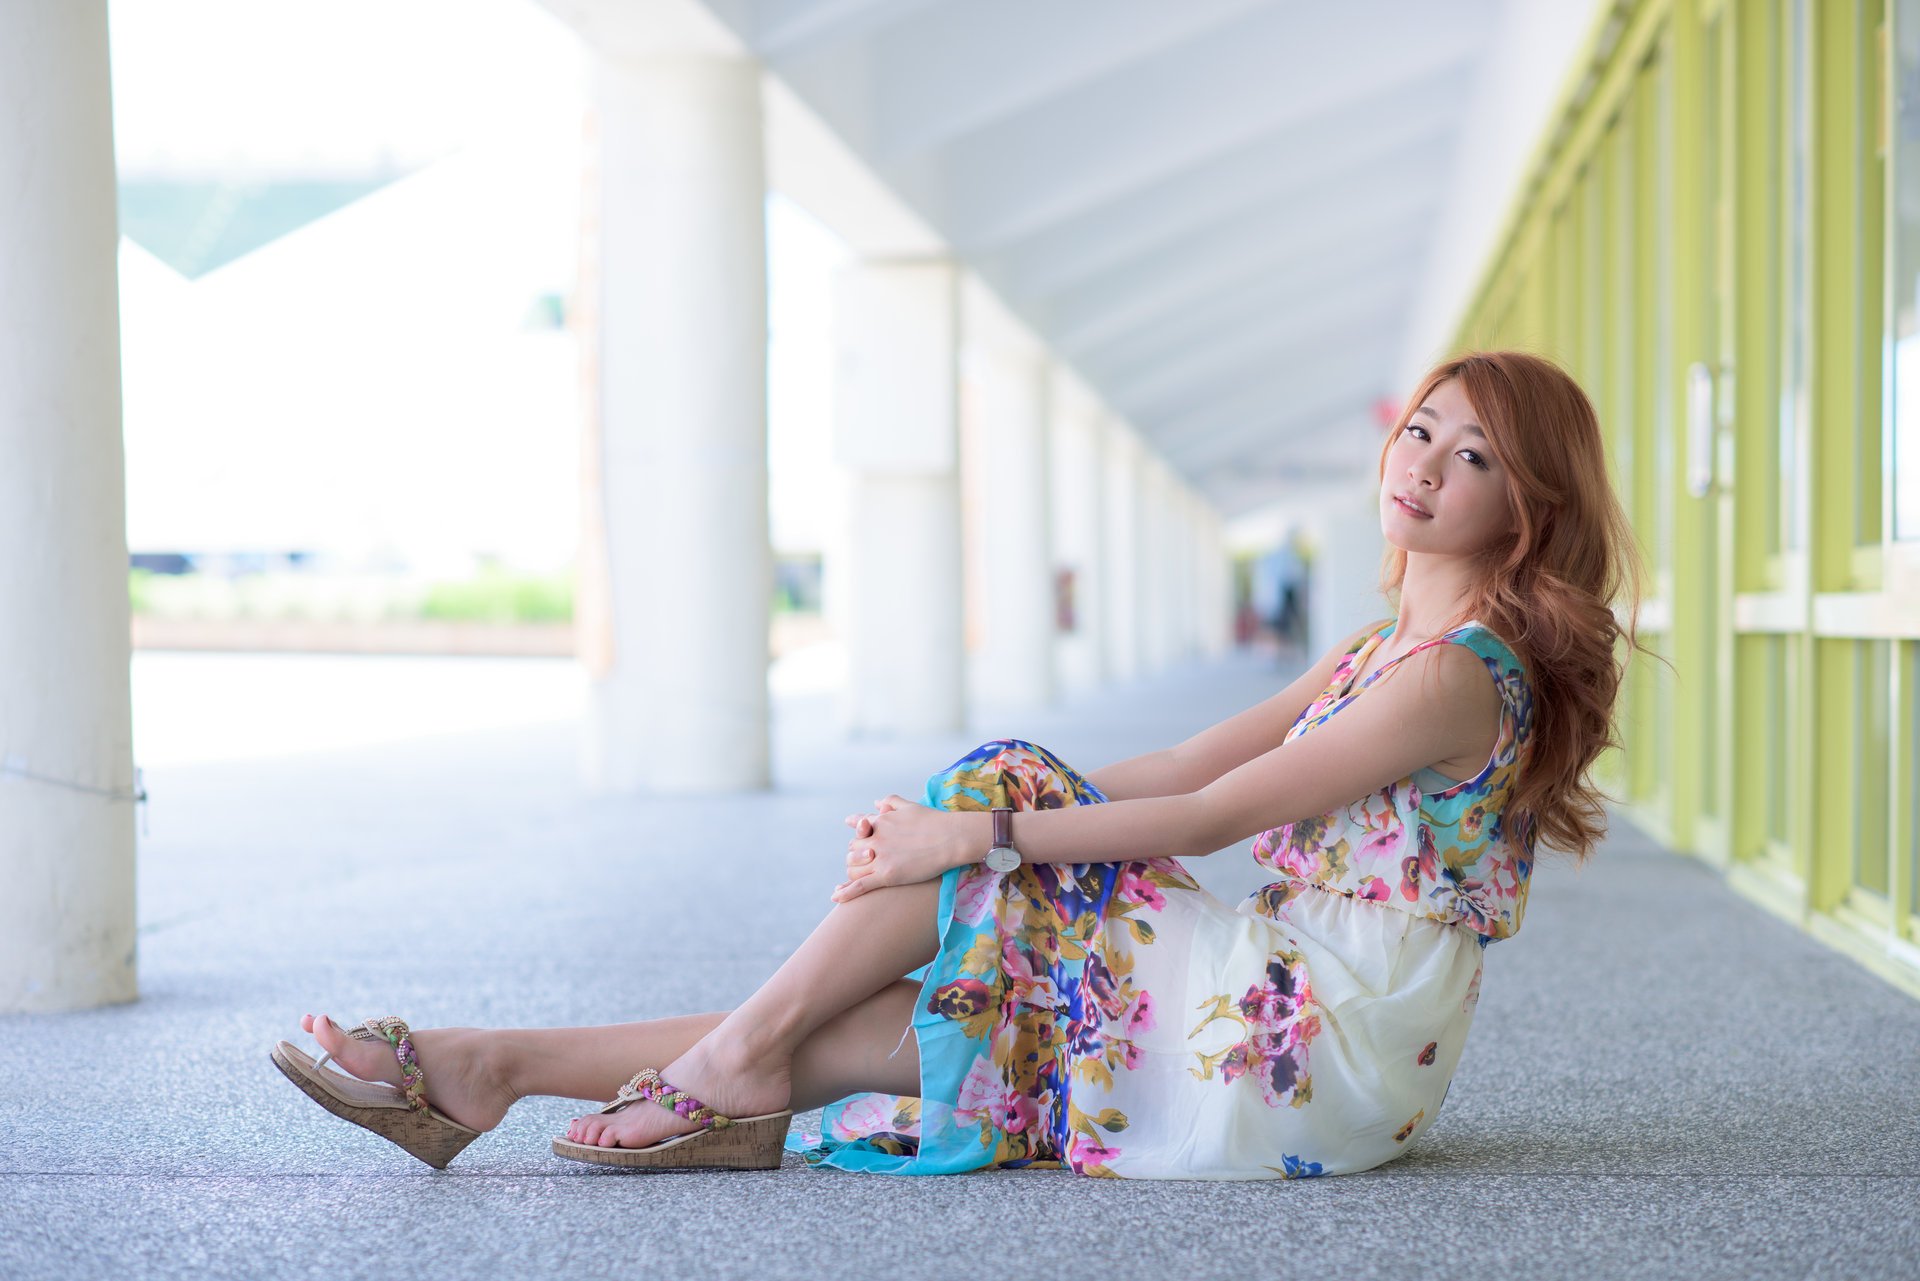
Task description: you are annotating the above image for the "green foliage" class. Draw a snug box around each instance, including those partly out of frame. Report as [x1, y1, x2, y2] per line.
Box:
[128, 568, 156, 613]
[125, 566, 576, 624]
[418, 568, 573, 623]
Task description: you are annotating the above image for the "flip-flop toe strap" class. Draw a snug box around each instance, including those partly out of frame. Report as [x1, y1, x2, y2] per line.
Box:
[361, 1016, 431, 1114]
[598, 1067, 735, 1130]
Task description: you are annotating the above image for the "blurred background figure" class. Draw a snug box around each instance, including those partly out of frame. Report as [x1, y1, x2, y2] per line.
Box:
[1249, 526, 1308, 665]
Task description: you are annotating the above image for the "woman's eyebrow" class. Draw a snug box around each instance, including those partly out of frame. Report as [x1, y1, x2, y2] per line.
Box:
[1413, 405, 1486, 438]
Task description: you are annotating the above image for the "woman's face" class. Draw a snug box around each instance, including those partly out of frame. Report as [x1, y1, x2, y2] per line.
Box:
[1379, 377, 1515, 556]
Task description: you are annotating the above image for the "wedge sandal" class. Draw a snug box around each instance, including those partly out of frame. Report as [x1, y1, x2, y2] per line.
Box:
[550, 1066, 792, 1170]
[270, 1015, 482, 1170]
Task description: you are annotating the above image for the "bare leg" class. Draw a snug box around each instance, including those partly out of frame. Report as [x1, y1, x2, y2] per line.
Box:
[563, 876, 941, 1147]
[299, 877, 940, 1141]
[493, 975, 923, 1109]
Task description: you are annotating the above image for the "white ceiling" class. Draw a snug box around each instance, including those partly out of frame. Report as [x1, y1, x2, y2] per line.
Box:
[548, 0, 1605, 518]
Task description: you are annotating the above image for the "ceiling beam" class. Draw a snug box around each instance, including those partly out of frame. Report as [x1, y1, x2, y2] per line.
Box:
[1074, 248, 1423, 392]
[1147, 350, 1395, 469]
[1099, 281, 1403, 415]
[865, 0, 1274, 162]
[1040, 180, 1435, 358]
[909, 0, 1493, 249]
[751, 0, 948, 58]
[978, 65, 1467, 298]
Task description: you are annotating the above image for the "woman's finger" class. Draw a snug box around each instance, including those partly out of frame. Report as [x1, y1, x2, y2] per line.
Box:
[832, 875, 877, 903]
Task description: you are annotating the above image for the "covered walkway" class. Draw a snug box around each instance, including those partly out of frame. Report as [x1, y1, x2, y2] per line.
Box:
[1, 649, 1913, 1279]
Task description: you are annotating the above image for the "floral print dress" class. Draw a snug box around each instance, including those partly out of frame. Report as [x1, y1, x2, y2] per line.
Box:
[785, 618, 1536, 1180]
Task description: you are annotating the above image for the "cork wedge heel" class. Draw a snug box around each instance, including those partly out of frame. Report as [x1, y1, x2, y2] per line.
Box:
[270, 1016, 483, 1170]
[550, 1066, 792, 1170]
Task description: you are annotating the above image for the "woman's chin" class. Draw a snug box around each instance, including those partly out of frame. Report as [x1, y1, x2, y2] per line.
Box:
[1381, 521, 1422, 551]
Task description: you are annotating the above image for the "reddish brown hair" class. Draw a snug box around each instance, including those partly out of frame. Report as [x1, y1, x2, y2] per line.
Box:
[1376, 349, 1662, 865]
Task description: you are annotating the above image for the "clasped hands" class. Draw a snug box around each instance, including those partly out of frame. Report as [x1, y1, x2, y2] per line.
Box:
[832, 794, 968, 903]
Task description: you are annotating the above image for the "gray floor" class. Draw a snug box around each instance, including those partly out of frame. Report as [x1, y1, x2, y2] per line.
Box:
[3, 646, 1917, 1281]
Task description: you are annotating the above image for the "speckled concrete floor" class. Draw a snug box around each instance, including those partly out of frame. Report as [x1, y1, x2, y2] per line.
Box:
[2, 646, 1915, 1281]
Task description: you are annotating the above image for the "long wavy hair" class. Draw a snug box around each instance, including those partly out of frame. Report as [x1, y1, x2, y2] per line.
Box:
[1376, 349, 1660, 865]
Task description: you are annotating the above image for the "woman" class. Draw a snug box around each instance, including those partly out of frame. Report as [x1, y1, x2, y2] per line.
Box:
[271, 349, 1650, 1179]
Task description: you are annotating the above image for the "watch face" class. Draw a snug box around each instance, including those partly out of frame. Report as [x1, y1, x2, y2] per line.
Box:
[984, 845, 1020, 873]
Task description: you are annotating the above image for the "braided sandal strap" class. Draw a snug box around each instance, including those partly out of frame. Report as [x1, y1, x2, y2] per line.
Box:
[596, 1067, 735, 1130]
[361, 1016, 431, 1114]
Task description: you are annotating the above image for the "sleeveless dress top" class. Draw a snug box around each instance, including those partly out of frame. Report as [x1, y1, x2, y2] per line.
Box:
[786, 617, 1538, 1180]
[1253, 617, 1539, 946]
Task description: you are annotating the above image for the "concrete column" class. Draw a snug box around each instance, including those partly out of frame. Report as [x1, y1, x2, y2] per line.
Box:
[0, 0, 137, 1013]
[1048, 371, 1106, 695]
[1173, 485, 1197, 664]
[1166, 476, 1190, 666]
[1100, 420, 1141, 684]
[1309, 483, 1392, 657]
[960, 291, 1054, 711]
[578, 52, 772, 793]
[833, 258, 965, 736]
[1197, 502, 1229, 659]
[1138, 455, 1171, 675]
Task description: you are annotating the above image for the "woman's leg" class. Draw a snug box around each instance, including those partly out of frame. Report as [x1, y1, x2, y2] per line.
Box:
[491, 974, 923, 1110]
[560, 875, 941, 1147]
[300, 876, 939, 1141]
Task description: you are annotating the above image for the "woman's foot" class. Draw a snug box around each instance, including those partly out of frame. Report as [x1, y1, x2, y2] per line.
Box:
[300, 1013, 518, 1134]
[563, 1026, 791, 1150]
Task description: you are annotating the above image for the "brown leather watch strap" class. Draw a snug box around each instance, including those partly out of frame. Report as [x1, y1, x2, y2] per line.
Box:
[991, 806, 1012, 848]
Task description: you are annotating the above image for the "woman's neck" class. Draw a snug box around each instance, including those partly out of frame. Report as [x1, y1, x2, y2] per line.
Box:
[1390, 553, 1476, 647]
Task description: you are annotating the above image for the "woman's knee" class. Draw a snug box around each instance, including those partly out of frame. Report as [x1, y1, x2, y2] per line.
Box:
[925, 737, 1101, 810]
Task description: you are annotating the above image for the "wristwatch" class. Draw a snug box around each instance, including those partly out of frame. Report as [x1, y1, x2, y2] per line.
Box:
[984, 807, 1021, 873]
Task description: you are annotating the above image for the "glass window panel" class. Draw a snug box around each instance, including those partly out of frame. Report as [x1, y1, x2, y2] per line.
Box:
[1614, 111, 1636, 513]
[1857, 640, 1891, 896]
[1703, 16, 1725, 818]
[1761, 0, 1782, 556]
[1889, 0, 1920, 537]
[1781, 0, 1811, 554]
[1768, 636, 1791, 847]
[1859, 9, 1887, 549]
[1655, 49, 1676, 576]
[1586, 155, 1605, 391]
[1911, 643, 1920, 916]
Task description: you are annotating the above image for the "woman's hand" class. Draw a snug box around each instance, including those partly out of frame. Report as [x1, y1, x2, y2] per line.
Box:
[833, 794, 963, 903]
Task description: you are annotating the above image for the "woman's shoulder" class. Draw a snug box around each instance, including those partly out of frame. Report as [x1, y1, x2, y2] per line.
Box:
[1450, 621, 1529, 681]
[1329, 617, 1393, 659]
[1447, 622, 1536, 737]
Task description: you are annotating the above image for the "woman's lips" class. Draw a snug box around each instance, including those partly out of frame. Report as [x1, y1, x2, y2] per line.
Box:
[1394, 495, 1433, 519]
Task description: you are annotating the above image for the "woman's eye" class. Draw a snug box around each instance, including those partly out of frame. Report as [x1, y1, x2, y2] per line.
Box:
[1462, 451, 1487, 469]
[1407, 425, 1429, 440]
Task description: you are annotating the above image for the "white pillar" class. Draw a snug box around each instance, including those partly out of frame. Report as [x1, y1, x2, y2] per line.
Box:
[1101, 421, 1142, 684]
[578, 52, 772, 793]
[1165, 474, 1188, 666]
[1138, 455, 1171, 675]
[1196, 501, 1228, 660]
[961, 292, 1054, 711]
[1172, 485, 1197, 664]
[834, 258, 965, 736]
[1310, 484, 1392, 657]
[1048, 371, 1106, 695]
[0, 0, 137, 1013]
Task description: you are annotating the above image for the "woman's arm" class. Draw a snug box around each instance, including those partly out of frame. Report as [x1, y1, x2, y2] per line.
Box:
[833, 620, 1428, 901]
[934, 640, 1499, 870]
[1084, 620, 1380, 803]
